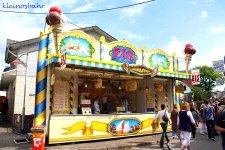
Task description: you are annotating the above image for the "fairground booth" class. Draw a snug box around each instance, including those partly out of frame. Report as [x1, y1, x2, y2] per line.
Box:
[33, 6, 195, 144]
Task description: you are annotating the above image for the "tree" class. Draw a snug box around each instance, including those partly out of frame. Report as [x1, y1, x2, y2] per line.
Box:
[188, 66, 224, 100]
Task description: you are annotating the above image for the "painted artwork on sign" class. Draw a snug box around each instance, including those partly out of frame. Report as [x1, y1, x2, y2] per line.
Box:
[110, 46, 137, 64]
[59, 36, 95, 58]
[149, 53, 170, 69]
[108, 118, 141, 135]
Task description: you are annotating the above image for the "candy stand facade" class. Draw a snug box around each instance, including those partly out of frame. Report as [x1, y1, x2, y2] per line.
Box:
[33, 6, 194, 145]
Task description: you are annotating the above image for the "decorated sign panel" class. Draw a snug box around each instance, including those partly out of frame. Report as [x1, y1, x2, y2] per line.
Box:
[50, 30, 178, 73]
[191, 69, 200, 85]
[122, 62, 158, 76]
[60, 36, 95, 58]
[213, 60, 224, 72]
[149, 53, 170, 70]
[108, 118, 141, 135]
[110, 46, 137, 64]
[49, 114, 167, 143]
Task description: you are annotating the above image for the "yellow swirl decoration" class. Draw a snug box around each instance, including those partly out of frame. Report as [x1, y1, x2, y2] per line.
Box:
[62, 122, 87, 135]
[61, 118, 161, 135]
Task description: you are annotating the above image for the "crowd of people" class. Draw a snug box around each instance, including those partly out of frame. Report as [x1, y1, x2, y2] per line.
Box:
[153, 98, 225, 150]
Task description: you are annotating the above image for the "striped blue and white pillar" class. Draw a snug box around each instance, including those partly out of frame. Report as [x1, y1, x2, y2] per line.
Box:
[141, 46, 146, 65]
[34, 32, 48, 126]
[100, 36, 106, 61]
[174, 80, 181, 111]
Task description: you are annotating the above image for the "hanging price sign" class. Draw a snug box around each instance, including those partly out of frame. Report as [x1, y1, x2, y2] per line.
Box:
[191, 69, 200, 85]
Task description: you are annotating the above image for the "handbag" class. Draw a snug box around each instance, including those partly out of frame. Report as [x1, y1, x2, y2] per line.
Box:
[162, 110, 169, 122]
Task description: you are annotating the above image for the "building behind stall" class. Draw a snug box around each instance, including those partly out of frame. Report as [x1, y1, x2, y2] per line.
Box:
[0, 26, 117, 129]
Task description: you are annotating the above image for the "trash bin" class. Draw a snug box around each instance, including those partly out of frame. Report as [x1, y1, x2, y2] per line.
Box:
[31, 126, 45, 150]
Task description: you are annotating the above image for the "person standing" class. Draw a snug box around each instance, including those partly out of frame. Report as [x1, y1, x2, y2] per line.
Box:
[199, 104, 207, 134]
[178, 102, 197, 150]
[170, 104, 182, 145]
[190, 100, 198, 111]
[153, 104, 171, 149]
[190, 107, 199, 139]
[215, 111, 225, 150]
[93, 97, 100, 114]
[203, 100, 215, 141]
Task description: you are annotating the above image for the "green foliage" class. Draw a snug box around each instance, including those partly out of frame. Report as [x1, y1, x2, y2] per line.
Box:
[188, 66, 224, 100]
[194, 66, 223, 91]
[187, 87, 210, 101]
[88, 44, 95, 56]
[59, 40, 66, 50]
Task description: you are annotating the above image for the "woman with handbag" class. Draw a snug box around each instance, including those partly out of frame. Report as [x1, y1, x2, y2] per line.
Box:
[178, 102, 197, 150]
[153, 104, 171, 149]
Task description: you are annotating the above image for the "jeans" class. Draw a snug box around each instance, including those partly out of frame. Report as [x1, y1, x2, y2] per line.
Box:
[160, 123, 170, 147]
[206, 120, 215, 139]
[172, 129, 182, 139]
[191, 124, 196, 138]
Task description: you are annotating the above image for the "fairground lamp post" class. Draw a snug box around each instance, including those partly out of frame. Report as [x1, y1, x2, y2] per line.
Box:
[184, 43, 196, 73]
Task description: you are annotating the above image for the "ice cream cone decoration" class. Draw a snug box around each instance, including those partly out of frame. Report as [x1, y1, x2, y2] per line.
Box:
[46, 6, 67, 53]
[184, 43, 196, 73]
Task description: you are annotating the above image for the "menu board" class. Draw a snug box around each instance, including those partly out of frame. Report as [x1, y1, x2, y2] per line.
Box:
[146, 91, 154, 109]
[53, 79, 70, 114]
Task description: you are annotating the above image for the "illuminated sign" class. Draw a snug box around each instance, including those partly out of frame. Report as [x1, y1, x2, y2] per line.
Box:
[110, 46, 137, 64]
[122, 62, 158, 76]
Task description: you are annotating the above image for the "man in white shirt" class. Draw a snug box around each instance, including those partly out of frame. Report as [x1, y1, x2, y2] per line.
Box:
[153, 104, 171, 149]
[93, 97, 100, 114]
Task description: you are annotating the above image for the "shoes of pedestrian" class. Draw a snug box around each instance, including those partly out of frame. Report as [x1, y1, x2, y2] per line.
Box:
[200, 132, 205, 135]
[212, 138, 215, 141]
[167, 142, 172, 150]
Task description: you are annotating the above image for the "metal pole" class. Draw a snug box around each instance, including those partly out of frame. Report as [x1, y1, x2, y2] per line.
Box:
[21, 52, 28, 132]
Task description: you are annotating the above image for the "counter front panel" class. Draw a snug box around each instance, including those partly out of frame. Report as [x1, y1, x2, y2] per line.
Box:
[49, 113, 171, 144]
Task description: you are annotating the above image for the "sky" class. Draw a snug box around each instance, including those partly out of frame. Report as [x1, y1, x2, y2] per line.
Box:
[0, 0, 224, 91]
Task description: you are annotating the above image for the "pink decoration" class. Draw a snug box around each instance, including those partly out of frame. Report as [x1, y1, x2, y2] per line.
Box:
[184, 43, 196, 55]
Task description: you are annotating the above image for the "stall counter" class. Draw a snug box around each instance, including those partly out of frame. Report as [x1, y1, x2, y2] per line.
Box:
[49, 113, 172, 144]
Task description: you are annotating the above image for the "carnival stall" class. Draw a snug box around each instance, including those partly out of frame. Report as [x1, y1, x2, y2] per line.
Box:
[33, 6, 195, 144]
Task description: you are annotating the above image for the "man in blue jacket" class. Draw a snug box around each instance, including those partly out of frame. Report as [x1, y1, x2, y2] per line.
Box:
[203, 100, 215, 141]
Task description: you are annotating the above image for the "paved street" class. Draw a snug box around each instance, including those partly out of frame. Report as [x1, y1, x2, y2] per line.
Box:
[0, 121, 222, 150]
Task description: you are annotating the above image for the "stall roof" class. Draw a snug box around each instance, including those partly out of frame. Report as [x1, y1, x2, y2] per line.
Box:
[5, 26, 117, 64]
[50, 60, 191, 79]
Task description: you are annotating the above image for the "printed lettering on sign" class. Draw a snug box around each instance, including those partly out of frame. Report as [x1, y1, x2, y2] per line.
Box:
[111, 46, 137, 64]
[191, 69, 200, 85]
